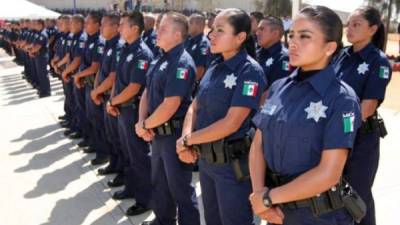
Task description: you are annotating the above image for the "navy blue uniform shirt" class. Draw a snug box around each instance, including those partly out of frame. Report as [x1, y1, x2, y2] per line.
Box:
[69, 31, 85, 60]
[98, 35, 121, 84]
[146, 43, 196, 119]
[253, 66, 361, 176]
[33, 29, 49, 56]
[332, 43, 391, 104]
[185, 33, 210, 68]
[256, 42, 291, 88]
[195, 49, 267, 140]
[114, 38, 154, 96]
[79, 32, 104, 71]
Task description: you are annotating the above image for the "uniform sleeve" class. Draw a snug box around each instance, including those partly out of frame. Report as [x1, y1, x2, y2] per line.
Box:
[362, 57, 391, 101]
[193, 41, 209, 67]
[230, 66, 267, 110]
[110, 50, 119, 73]
[130, 55, 152, 85]
[323, 95, 361, 150]
[73, 38, 85, 58]
[164, 61, 195, 98]
[93, 42, 104, 63]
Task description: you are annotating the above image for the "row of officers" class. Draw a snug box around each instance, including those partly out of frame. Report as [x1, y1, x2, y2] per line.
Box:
[1, 5, 391, 225]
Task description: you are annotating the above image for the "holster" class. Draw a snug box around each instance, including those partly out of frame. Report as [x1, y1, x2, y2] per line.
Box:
[119, 96, 141, 110]
[83, 75, 95, 88]
[197, 136, 252, 182]
[359, 112, 387, 138]
[153, 118, 183, 136]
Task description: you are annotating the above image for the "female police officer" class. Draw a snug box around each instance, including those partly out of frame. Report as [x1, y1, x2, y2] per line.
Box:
[248, 6, 362, 225]
[176, 8, 267, 225]
[332, 7, 391, 225]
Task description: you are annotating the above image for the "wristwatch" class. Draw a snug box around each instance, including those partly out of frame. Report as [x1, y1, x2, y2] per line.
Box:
[262, 189, 273, 208]
[107, 99, 114, 107]
[183, 135, 191, 148]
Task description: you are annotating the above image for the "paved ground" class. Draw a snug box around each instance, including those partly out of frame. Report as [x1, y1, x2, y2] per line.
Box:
[0, 48, 399, 225]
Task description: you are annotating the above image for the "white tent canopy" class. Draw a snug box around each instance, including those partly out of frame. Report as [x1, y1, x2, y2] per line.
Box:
[0, 0, 60, 20]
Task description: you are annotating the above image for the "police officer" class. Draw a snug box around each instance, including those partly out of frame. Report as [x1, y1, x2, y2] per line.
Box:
[186, 13, 210, 81]
[143, 14, 158, 57]
[46, 19, 58, 77]
[135, 12, 200, 225]
[256, 16, 291, 89]
[176, 9, 266, 225]
[250, 11, 264, 45]
[73, 12, 108, 165]
[332, 7, 391, 225]
[106, 11, 153, 216]
[30, 19, 51, 98]
[91, 13, 124, 184]
[248, 6, 361, 225]
[60, 15, 87, 140]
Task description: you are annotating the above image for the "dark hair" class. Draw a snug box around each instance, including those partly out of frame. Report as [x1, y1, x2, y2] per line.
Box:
[36, 19, 45, 28]
[357, 6, 385, 50]
[122, 11, 145, 33]
[262, 16, 284, 36]
[88, 11, 102, 25]
[164, 12, 189, 40]
[225, 8, 256, 58]
[299, 6, 343, 56]
[250, 11, 264, 23]
[103, 12, 121, 26]
[190, 13, 206, 26]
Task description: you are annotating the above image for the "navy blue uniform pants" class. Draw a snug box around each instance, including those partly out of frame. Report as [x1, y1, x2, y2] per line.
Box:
[64, 81, 79, 132]
[199, 159, 254, 225]
[85, 85, 109, 158]
[34, 54, 50, 95]
[150, 134, 200, 225]
[103, 101, 123, 173]
[346, 130, 380, 225]
[117, 106, 151, 207]
[281, 207, 353, 225]
[73, 84, 91, 141]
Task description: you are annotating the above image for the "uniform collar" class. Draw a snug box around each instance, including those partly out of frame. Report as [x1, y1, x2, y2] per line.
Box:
[189, 33, 204, 43]
[87, 31, 100, 40]
[163, 42, 185, 58]
[222, 49, 248, 71]
[126, 37, 141, 51]
[350, 42, 374, 60]
[263, 41, 283, 56]
[144, 28, 154, 36]
[73, 30, 83, 39]
[290, 65, 336, 97]
[106, 34, 120, 47]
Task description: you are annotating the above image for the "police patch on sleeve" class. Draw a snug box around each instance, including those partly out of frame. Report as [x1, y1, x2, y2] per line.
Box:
[242, 81, 259, 97]
[342, 112, 355, 133]
[97, 46, 104, 54]
[379, 66, 389, 79]
[200, 47, 208, 55]
[137, 60, 149, 70]
[79, 42, 85, 48]
[176, 68, 189, 79]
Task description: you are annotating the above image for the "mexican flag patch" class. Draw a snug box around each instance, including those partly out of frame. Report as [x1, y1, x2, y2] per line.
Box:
[282, 61, 291, 71]
[79, 42, 85, 48]
[242, 81, 259, 97]
[137, 60, 149, 70]
[176, 68, 189, 79]
[342, 112, 355, 133]
[379, 66, 389, 79]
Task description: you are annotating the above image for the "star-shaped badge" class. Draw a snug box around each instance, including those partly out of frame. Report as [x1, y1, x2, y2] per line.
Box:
[159, 61, 168, 71]
[265, 57, 274, 67]
[107, 49, 112, 56]
[357, 62, 369, 75]
[89, 43, 94, 49]
[126, 54, 133, 62]
[224, 73, 237, 89]
[304, 101, 328, 122]
[192, 44, 197, 50]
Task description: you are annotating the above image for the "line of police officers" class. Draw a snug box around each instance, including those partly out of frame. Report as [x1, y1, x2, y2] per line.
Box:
[0, 5, 391, 225]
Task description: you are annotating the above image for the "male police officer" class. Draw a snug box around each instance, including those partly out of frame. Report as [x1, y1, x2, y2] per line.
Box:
[135, 12, 200, 225]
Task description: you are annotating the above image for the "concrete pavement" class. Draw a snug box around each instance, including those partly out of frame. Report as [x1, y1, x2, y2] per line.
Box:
[0, 49, 399, 225]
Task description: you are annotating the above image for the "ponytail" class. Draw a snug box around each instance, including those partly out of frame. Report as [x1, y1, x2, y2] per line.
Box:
[372, 23, 385, 51]
[243, 34, 256, 58]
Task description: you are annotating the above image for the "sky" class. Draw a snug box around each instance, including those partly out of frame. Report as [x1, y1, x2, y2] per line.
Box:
[303, 0, 365, 12]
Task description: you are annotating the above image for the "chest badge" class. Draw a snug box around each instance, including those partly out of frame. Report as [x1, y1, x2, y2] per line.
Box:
[89, 43, 94, 49]
[224, 73, 237, 89]
[304, 101, 328, 122]
[159, 61, 168, 71]
[357, 62, 369, 75]
[191, 44, 197, 50]
[107, 49, 112, 56]
[126, 54, 133, 62]
[265, 57, 274, 67]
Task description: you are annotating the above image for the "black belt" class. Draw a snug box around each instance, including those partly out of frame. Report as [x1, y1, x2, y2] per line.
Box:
[153, 118, 183, 136]
[119, 96, 141, 108]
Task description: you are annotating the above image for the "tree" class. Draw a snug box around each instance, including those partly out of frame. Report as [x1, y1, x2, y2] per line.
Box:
[255, 0, 292, 17]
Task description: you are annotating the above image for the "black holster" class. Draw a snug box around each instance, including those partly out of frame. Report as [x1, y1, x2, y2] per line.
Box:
[359, 112, 387, 138]
[197, 136, 251, 182]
